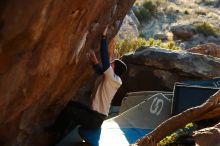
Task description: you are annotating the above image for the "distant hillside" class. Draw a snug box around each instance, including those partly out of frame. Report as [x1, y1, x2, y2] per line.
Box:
[118, 0, 220, 50]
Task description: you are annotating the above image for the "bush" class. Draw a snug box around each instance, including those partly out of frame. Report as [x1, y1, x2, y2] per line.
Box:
[159, 123, 197, 146]
[115, 37, 182, 57]
[116, 38, 148, 57]
[134, 8, 151, 22]
[148, 38, 182, 51]
[184, 10, 189, 15]
[134, 0, 158, 23]
[143, 0, 157, 13]
[194, 22, 218, 37]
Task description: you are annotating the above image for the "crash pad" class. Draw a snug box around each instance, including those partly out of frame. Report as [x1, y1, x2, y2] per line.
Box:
[172, 84, 219, 115]
[120, 91, 173, 113]
[79, 93, 172, 146]
[178, 77, 220, 88]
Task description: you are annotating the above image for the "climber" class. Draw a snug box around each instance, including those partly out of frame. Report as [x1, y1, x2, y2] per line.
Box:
[49, 25, 127, 136]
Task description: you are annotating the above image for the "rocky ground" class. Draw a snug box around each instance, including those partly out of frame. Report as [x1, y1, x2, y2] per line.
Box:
[141, 0, 220, 35]
[119, 0, 220, 49]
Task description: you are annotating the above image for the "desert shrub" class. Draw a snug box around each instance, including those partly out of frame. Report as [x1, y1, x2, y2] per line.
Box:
[133, 0, 158, 23]
[139, 31, 145, 38]
[184, 10, 189, 14]
[134, 8, 151, 22]
[194, 22, 218, 36]
[144, 38, 182, 51]
[115, 37, 182, 57]
[116, 38, 148, 57]
[143, 0, 157, 13]
[159, 123, 197, 146]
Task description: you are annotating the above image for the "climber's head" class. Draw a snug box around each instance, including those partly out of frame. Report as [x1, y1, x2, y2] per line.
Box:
[111, 59, 127, 77]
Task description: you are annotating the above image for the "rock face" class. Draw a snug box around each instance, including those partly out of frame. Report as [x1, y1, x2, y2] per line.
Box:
[117, 10, 140, 40]
[188, 43, 220, 58]
[193, 122, 220, 146]
[113, 46, 220, 105]
[170, 24, 196, 40]
[0, 0, 135, 145]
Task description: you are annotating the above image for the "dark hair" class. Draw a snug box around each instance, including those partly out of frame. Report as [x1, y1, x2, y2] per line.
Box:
[113, 59, 127, 77]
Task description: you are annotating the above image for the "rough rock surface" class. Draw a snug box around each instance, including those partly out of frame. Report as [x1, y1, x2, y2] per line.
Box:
[182, 34, 220, 49]
[154, 33, 168, 41]
[0, 0, 135, 145]
[170, 24, 196, 40]
[135, 0, 220, 49]
[188, 43, 220, 58]
[193, 122, 220, 146]
[113, 46, 220, 105]
[116, 10, 140, 40]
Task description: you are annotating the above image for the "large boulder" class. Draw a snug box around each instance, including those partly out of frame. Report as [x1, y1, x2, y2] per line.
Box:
[188, 43, 220, 58]
[170, 24, 196, 40]
[193, 122, 220, 146]
[0, 0, 135, 145]
[113, 46, 220, 105]
[181, 34, 220, 49]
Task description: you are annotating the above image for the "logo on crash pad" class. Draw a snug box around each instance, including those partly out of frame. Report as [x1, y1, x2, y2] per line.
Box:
[150, 97, 164, 116]
[213, 81, 220, 87]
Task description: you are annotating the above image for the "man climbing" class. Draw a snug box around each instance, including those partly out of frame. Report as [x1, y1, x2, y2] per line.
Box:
[49, 26, 127, 136]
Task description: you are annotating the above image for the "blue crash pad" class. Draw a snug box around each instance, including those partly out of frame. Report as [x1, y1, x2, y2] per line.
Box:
[178, 77, 220, 88]
[78, 93, 172, 146]
[79, 127, 152, 146]
[172, 84, 219, 115]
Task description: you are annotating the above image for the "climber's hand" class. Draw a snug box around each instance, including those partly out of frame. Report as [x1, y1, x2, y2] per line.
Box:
[103, 25, 108, 36]
[89, 50, 98, 65]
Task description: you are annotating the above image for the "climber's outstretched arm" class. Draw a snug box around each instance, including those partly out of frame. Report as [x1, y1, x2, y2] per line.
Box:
[89, 26, 110, 75]
[100, 26, 110, 72]
[89, 51, 103, 75]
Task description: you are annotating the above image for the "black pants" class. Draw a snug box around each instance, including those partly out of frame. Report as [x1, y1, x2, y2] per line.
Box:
[52, 101, 106, 135]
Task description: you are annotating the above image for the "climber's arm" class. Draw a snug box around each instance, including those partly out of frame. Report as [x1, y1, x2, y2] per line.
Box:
[89, 26, 110, 75]
[100, 26, 110, 72]
[89, 51, 103, 75]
